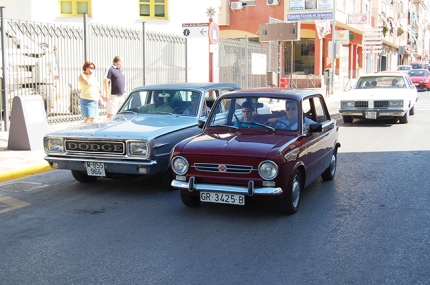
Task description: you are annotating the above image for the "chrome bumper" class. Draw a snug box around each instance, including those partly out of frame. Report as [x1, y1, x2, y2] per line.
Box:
[171, 177, 283, 196]
[44, 156, 158, 175]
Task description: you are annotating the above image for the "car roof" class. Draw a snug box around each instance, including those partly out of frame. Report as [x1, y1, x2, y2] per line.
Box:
[360, 72, 406, 77]
[132, 82, 241, 91]
[220, 88, 322, 101]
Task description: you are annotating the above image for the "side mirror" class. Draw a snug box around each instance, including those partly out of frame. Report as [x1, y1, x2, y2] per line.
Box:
[197, 120, 205, 129]
[309, 123, 322, 133]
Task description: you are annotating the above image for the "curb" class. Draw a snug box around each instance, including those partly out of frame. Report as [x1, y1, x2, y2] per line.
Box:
[0, 162, 53, 182]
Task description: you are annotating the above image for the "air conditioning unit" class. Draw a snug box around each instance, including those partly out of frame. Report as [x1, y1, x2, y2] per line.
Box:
[230, 2, 243, 10]
[267, 0, 280, 6]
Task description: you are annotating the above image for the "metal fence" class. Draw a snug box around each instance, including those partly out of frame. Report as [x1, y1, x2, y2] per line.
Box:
[1, 14, 277, 130]
[1, 15, 186, 128]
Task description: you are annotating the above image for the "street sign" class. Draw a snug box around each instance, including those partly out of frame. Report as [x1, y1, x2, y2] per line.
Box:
[362, 25, 383, 54]
[208, 22, 220, 44]
[182, 23, 209, 38]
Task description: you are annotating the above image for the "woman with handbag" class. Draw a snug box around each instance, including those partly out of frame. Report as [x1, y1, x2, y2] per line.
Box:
[78, 61, 105, 123]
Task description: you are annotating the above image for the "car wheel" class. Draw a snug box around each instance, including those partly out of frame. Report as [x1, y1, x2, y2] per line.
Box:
[71, 170, 98, 183]
[342, 115, 353, 123]
[321, 149, 337, 181]
[399, 111, 409, 124]
[180, 191, 200, 207]
[409, 105, 415, 116]
[160, 168, 174, 190]
[278, 170, 302, 215]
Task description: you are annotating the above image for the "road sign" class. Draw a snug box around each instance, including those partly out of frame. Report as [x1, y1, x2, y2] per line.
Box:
[182, 23, 209, 38]
[362, 25, 383, 54]
[208, 22, 220, 44]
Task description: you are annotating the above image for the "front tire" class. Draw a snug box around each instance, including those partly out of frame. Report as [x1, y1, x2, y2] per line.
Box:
[180, 191, 200, 207]
[409, 105, 415, 116]
[342, 115, 353, 123]
[71, 170, 98, 183]
[160, 168, 174, 190]
[399, 111, 409, 124]
[321, 150, 337, 181]
[279, 170, 302, 215]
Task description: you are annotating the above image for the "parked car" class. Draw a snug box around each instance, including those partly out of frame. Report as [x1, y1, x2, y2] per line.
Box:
[396, 65, 413, 73]
[170, 89, 341, 215]
[339, 73, 418, 124]
[44, 83, 241, 188]
[410, 62, 425, 69]
[407, 69, 430, 91]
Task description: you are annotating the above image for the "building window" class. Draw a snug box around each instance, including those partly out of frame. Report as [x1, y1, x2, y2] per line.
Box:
[139, 0, 167, 19]
[59, 0, 91, 17]
[242, 0, 256, 6]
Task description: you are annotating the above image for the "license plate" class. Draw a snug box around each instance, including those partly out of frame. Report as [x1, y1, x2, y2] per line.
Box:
[200, 192, 245, 205]
[365, 111, 377, 119]
[85, 162, 106, 176]
[414, 83, 419, 86]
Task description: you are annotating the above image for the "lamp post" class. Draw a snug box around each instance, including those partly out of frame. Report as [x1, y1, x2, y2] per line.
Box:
[330, 0, 336, 94]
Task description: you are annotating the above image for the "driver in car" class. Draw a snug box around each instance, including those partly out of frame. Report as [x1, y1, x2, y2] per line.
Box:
[268, 100, 315, 130]
[183, 92, 210, 116]
[138, 91, 174, 113]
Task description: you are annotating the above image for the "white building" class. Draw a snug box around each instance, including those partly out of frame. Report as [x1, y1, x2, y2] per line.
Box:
[0, 0, 221, 82]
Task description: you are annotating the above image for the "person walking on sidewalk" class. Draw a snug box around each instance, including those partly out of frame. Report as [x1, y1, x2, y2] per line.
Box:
[104, 56, 126, 119]
[78, 61, 103, 123]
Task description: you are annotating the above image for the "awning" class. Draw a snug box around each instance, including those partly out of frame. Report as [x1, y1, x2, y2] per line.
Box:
[220, 29, 259, 39]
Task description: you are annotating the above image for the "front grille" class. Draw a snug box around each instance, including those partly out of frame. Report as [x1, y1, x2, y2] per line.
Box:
[194, 163, 253, 174]
[354, 101, 368, 108]
[65, 140, 125, 155]
[374, 101, 389, 108]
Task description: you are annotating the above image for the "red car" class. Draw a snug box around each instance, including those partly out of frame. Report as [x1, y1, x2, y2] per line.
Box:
[170, 89, 341, 215]
[408, 69, 430, 91]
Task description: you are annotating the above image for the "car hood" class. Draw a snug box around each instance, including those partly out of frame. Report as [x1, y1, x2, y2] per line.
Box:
[47, 115, 196, 139]
[344, 88, 413, 100]
[180, 131, 295, 158]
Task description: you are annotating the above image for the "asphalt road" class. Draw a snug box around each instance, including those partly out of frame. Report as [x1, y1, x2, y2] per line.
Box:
[1, 92, 430, 284]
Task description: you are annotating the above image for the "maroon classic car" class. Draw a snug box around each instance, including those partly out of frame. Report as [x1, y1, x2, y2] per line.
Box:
[170, 89, 341, 214]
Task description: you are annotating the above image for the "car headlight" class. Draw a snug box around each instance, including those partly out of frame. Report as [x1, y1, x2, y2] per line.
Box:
[45, 138, 64, 153]
[128, 141, 149, 157]
[389, 100, 403, 107]
[341, 101, 354, 107]
[258, 160, 279, 180]
[172, 156, 189, 175]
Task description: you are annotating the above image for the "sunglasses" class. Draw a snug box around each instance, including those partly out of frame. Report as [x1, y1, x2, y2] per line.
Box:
[89, 66, 95, 70]
[286, 107, 297, 111]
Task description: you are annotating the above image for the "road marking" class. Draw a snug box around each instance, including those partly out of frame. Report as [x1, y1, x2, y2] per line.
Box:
[0, 194, 31, 214]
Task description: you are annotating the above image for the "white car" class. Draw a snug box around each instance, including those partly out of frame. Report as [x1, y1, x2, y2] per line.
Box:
[339, 73, 418, 124]
[396, 65, 413, 73]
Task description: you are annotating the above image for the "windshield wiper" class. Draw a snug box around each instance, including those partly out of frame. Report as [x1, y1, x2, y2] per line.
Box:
[237, 122, 276, 131]
[210, 124, 239, 129]
[118, 110, 137, 114]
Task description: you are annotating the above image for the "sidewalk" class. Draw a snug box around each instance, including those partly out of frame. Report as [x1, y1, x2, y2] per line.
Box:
[0, 88, 345, 183]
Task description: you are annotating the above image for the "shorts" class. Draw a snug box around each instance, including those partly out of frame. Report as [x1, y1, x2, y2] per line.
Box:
[79, 98, 98, 118]
[106, 94, 126, 115]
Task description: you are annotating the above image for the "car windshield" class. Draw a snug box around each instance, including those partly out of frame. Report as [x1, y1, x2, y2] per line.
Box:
[397, 66, 411, 70]
[411, 64, 424, 69]
[207, 97, 306, 131]
[118, 90, 211, 117]
[408, 70, 429, 77]
[355, 76, 406, 89]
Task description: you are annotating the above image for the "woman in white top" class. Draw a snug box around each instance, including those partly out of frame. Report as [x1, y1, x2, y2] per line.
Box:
[78, 61, 104, 123]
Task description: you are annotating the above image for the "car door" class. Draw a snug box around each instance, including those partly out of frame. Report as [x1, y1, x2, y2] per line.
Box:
[301, 95, 335, 184]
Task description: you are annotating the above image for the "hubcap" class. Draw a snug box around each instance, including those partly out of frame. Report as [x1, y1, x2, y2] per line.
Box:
[291, 175, 300, 208]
